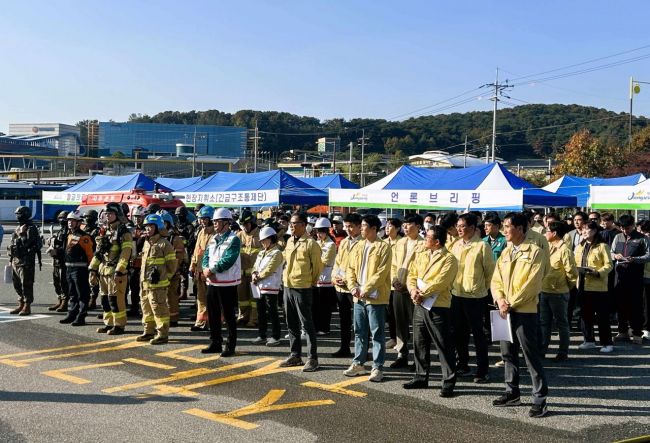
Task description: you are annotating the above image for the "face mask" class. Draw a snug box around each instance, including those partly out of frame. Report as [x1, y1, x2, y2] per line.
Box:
[306, 225, 313, 234]
[423, 222, 433, 231]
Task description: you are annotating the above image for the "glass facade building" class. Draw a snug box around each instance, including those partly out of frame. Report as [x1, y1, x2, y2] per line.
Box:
[98, 122, 247, 158]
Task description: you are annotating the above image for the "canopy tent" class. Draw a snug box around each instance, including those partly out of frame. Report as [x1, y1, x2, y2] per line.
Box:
[155, 176, 203, 191]
[543, 173, 646, 207]
[175, 170, 328, 207]
[330, 163, 576, 210]
[42, 173, 172, 205]
[301, 174, 359, 190]
[591, 178, 650, 209]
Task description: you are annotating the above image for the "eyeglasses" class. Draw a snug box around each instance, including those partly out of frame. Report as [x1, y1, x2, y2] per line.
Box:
[290, 221, 304, 225]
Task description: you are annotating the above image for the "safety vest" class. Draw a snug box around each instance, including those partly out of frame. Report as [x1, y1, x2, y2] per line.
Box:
[206, 231, 241, 287]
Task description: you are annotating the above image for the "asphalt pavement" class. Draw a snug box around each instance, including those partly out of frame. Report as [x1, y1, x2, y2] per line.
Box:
[0, 252, 649, 442]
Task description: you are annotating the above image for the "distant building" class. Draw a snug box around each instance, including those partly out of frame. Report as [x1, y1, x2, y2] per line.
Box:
[5, 123, 82, 156]
[98, 122, 247, 159]
[317, 137, 339, 154]
[408, 150, 503, 168]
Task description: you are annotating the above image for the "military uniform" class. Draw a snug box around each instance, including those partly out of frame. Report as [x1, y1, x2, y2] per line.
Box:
[8, 207, 40, 316]
[89, 212, 133, 334]
[237, 225, 262, 326]
[48, 214, 69, 311]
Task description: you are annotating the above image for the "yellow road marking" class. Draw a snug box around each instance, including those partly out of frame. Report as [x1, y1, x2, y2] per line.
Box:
[42, 362, 124, 384]
[183, 389, 335, 430]
[11, 341, 147, 366]
[613, 436, 650, 443]
[123, 358, 176, 370]
[154, 359, 301, 397]
[156, 345, 222, 364]
[103, 367, 215, 393]
[302, 376, 368, 398]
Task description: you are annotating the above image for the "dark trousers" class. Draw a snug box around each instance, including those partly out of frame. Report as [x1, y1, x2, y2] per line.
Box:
[65, 267, 90, 322]
[53, 263, 68, 300]
[313, 286, 335, 333]
[645, 283, 650, 331]
[335, 291, 353, 352]
[451, 295, 489, 376]
[393, 290, 414, 358]
[412, 305, 456, 383]
[387, 291, 397, 341]
[500, 312, 548, 406]
[581, 290, 612, 345]
[129, 268, 141, 313]
[207, 285, 238, 351]
[285, 287, 318, 359]
[257, 293, 281, 340]
[614, 278, 645, 337]
[567, 286, 580, 330]
[12, 264, 35, 304]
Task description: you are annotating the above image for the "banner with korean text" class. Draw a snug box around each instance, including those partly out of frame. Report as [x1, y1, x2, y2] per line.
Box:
[329, 188, 524, 211]
[590, 184, 650, 209]
[177, 189, 280, 207]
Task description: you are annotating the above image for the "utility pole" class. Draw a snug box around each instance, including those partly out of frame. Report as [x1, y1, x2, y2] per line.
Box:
[485, 145, 489, 164]
[348, 142, 353, 180]
[463, 135, 468, 168]
[253, 122, 260, 173]
[192, 126, 197, 177]
[360, 129, 366, 186]
[484, 67, 513, 163]
[332, 136, 339, 173]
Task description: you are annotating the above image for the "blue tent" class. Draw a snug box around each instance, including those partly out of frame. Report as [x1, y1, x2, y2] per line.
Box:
[226, 170, 327, 205]
[544, 173, 646, 207]
[367, 163, 576, 207]
[301, 174, 359, 190]
[65, 173, 171, 193]
[155, 176, 203, 191]
[175, 171, 246, 192]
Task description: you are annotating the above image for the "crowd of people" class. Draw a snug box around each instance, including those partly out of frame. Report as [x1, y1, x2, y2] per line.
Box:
[6, 203, 650, 419]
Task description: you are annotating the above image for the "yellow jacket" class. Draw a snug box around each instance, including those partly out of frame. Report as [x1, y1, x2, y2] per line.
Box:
[531, 222, 546, 235]
[574, 242, 613, 292]
[90, 221, 133, 276]
[491, 242, 545, 313]
[525, 228, 550, 277]
[346, 238, 392, 305]
[333, 235, 362, 293]
[451, 236, 495, 298]
[190, 226, 214, 272]
[391, 236, 424, 290]
[238, 226, 262, 276]
[140, 233, 177, 290]
[542, 240, 578, 294]
[283, 234, 322, 289]
[383, 236, 400, 280]
[407, 247, 458, 308]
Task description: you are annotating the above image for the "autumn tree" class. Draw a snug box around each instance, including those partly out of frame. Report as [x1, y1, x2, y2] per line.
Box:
[554, 129, 625, 177]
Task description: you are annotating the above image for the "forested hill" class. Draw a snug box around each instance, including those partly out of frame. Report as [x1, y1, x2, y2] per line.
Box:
[127, 104, 650, 160]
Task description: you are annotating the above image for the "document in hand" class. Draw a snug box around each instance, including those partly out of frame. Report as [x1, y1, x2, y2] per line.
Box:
[251, 283, 262, 299]
[490, 310, 513, 343]
[417, 278, 438, 311]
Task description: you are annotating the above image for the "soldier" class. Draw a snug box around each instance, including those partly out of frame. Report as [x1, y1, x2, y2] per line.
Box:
[160, 210, 188, 327]
[48, 211, 70, 312]
[237, 209, 262, 327]
[176, 206, 196, 300]
[82, 210, 101, 310]
[189, 206, 215, 331]
[8, 206, 41, 316]
[128, 206, 147, 318]
[60, 211, 94, 326]
[89, 203, 133, 335]
[137, 214, 177, 345]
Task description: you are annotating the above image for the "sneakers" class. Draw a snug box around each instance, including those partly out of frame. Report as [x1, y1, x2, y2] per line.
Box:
[643, 330, 650, 340]
[631, 335, 643, 345]
[492, 393, 521, 407]
[251, 337, 266, 345]
[577, 342, 596, 350]
[279, 356, 304, 367]
[494, 360, 505, 367]
[368, 368, 384, 382]
[302, 358, 319, 372]
[528, 401, 548, 418]
[600, 345, 614, 353]
[385, 338, 397, 349]
[266, 338, 281, 347]
[343, 364, 369, 377]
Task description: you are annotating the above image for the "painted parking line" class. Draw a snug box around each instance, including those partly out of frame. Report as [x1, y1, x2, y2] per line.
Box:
[156, 345, 223, 364]
[42, 358, 177, 385]
[0, 307, 50, 324]
[302, 376, 368, 398]
[183, 389, 335, 430]
[0, 336, 134, 360]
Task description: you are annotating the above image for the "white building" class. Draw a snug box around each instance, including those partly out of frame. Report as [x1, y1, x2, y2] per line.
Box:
[408, 150, 503, 168]
[6, 123, 82, 156]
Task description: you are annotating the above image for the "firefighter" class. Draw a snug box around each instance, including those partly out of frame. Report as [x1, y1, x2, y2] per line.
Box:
[82, 210, 101, 310]
[189, 206, 215, 331]
[176, 206, 196, 300]
[89, 203, 133, 335]
[137, 214, 177, 344]
[129, 206, 147, 318]
[60, 211, 94, 326]
[159, 210, 188, 327]
[236, 209, 262, 327]
[8, 206, 40, 316]
[48, 211, 70, 312]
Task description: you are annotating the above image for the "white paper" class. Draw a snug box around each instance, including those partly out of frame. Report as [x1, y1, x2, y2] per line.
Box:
[367, 289, 378, 299]
[420, 295, 438, 311]
[4, 265, 12, 284]
[251, 283, 261, 299]
[416, 278, 426, 291]
[490, 310, 513, 343]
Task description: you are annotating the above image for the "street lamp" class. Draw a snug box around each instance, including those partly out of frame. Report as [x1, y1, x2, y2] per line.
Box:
[629, 76, 650, 151]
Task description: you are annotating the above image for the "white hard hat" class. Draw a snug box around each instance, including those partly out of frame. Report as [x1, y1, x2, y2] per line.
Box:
[379, 217, 387, 229]
[67, 210, 83, 221]
[213, 207, 233, 220]
[314, 217, 331, 229]
[259, 226, 277, 241]
[307, 216, 317, 225]
[131, 206, 146, 217]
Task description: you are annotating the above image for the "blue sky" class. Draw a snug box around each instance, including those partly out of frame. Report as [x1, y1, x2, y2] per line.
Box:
[2, 0, 650, 131]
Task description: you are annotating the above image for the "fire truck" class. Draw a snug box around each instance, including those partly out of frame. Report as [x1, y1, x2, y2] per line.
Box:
[77, 189, 185, 217]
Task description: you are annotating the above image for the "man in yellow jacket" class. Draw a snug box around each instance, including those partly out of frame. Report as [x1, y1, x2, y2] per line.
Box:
[279, 212, 323, 372]
[403, 225, 458, 397]
[342, 215, 392, 383]
[451, 213, 495, 383]
[491, 212, 549, 418]
[137, 214, 178, 345]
